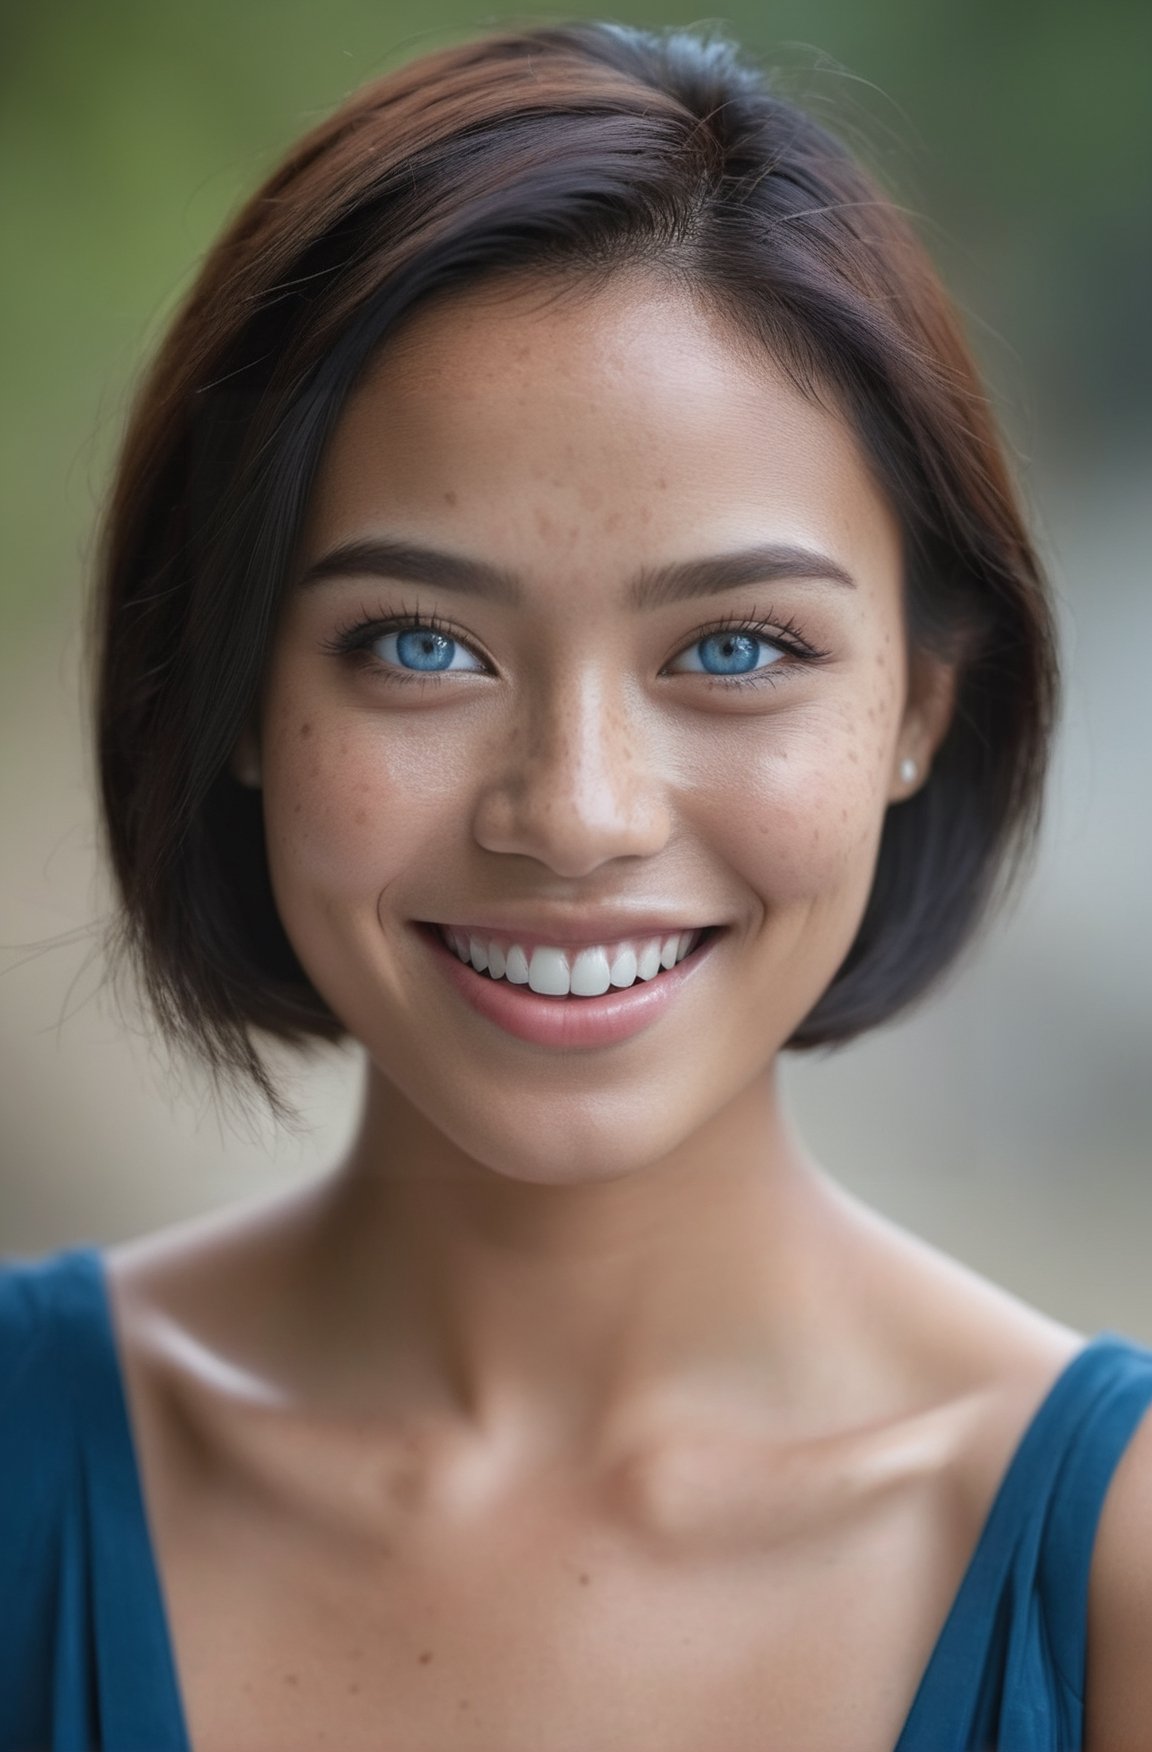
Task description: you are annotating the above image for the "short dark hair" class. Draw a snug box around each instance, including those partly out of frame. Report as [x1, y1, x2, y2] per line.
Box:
[91, 19, 1059, 1114]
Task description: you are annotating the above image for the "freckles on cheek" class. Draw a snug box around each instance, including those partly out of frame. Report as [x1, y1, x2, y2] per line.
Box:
[265, 733, 432, 899]
[697, 723, 891, 900]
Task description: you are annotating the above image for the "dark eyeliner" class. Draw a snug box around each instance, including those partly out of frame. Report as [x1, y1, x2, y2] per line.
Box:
[317, 598, 490, 680]
[677, 605, 832, 692]
[318, 599, 832, 689]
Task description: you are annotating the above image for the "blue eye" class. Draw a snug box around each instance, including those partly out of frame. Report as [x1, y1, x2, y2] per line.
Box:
[674, 628, 785, 678]
[372, 624, 485, 675]
[321, 602, 829, 692]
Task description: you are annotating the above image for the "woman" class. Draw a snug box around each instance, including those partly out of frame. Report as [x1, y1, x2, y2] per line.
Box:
[3, 19, 1150, 1751]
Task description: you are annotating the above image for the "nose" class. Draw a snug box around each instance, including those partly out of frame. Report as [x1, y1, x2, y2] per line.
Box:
[470, 668, 673, 878]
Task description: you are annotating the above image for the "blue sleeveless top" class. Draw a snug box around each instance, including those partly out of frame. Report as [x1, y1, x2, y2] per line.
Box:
[3, 1245, 1152, 1752]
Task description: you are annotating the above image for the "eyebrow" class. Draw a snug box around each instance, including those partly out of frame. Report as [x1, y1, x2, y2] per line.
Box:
[295, 535, 857, 609]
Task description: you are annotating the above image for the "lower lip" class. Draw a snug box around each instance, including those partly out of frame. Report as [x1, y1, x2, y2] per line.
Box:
[413, 923, 726, 1050]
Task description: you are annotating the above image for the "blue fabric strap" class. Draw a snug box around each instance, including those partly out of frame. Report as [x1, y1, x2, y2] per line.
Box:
[0, 1247, 191, 1751]
[895, 1332, 1152, 1752]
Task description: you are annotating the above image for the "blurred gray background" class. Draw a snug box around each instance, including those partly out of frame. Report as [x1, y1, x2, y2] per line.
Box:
[2, 1, 1150, 1338]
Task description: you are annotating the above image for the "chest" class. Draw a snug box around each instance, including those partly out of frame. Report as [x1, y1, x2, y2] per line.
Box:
[149, 1446, 969, 1752]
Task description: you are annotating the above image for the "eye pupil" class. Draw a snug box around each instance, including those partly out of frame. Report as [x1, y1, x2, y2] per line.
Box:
[700, 630, 762, 675]
[396, 628, 454, 671]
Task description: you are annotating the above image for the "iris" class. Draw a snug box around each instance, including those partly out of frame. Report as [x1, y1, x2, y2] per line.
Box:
[395, 627, 457, 671]
[696, 634, 759, 672]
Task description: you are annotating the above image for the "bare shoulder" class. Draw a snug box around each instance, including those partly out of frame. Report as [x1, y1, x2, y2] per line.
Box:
[100, 1182, 329, 1423]
[102, 1182, 323, 1325]
[823, 1178, 1089, 1398]
[1084, 1372, 1152, 1752]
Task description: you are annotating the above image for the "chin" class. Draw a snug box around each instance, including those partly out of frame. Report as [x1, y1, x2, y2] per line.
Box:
[360, 1045, 751, 1189]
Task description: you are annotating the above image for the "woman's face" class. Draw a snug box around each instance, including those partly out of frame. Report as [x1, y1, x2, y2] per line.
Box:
[248, 273, 952, 1184]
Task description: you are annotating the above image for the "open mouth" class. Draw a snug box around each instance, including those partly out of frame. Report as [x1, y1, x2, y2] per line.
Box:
[416, 921, 724, 999]
[411, 920, 728, 1048]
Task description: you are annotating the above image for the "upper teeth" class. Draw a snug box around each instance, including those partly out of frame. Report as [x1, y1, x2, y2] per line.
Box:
[441, 928, 705, 995]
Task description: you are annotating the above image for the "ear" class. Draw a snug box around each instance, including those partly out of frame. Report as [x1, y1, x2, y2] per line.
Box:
[888, 647, 960, 803]
[229, 722, 262, 790]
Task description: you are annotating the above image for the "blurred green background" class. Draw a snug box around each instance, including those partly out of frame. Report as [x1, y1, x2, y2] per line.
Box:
[3, 1, 1150, 1333]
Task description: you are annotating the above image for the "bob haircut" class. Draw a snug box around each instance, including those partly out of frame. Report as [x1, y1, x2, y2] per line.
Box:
[91, 18, 1058, 1115]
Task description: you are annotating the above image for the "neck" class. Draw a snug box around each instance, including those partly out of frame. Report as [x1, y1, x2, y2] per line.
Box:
[286, 1059, 866, 1450]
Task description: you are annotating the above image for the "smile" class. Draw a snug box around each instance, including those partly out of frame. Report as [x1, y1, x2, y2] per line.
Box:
[413, 921, 726, 1049]
[435, 924, 707, 996]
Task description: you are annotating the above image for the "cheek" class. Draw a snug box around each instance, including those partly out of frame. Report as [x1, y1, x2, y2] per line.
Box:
[261, 707, 460, 907]
[688, 696, 898, 902]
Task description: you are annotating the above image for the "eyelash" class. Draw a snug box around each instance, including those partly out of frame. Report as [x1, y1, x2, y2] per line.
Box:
[318, 598, 832, 693]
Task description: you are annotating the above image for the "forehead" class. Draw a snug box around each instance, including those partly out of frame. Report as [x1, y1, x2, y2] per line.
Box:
[299, 272, 903, 600]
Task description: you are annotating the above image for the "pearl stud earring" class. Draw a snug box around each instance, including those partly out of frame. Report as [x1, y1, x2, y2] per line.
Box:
[899, 756, 918, 784]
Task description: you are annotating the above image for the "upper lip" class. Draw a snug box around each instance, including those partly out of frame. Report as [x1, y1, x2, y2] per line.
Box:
[420, 912, 724, 948]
